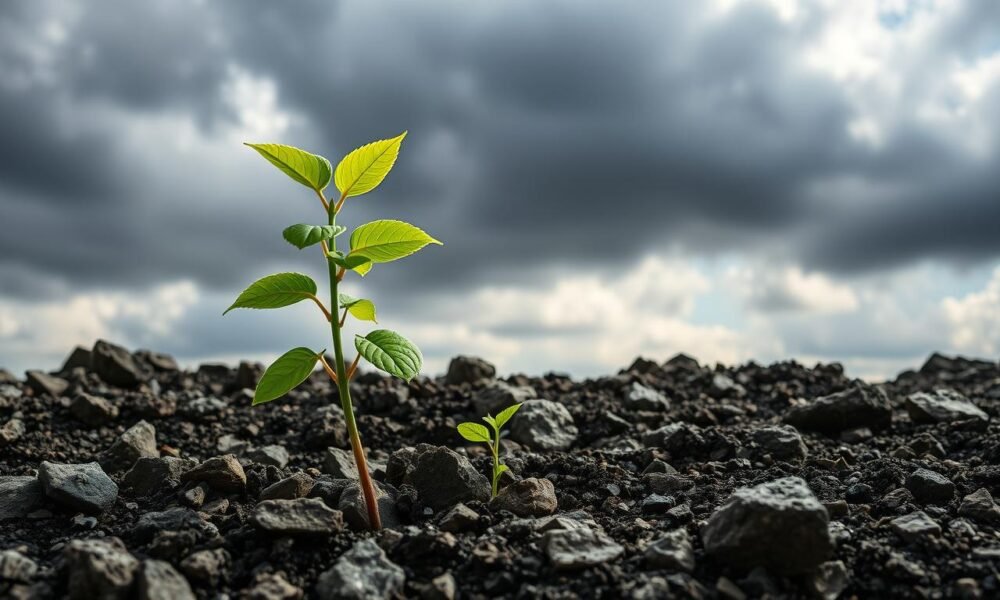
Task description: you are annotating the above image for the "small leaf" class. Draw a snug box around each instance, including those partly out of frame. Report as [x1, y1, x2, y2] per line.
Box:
[354, 329, 423, 381]
[349, 220, 441, 264]
[495, 464, 510, 476]
[457, 422, 491, 443]
[245, 143, 332, 191]
[334, 132, 407, 197]
[328, 252, 372, 271]
[283, 224, 345, 249]
[225, 273, 317, 314]
[494, 403, 523, 429]
[254, 347, 323, 405]
[339, 293, 377, 322]
[352, 261, 373, 277]
[483, 414, 498, 430]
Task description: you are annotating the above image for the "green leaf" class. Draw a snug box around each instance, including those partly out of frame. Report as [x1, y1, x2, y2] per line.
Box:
[338, 293, 377, 322]
[245, 143, 332, 191]
[457, 422, 491, 443]
[495, 464, 510, 477]
[253, 347, 323, 405]
[349, 220, 442, 264]
[224, 273, 318, 314]
[283, 224, 345, 249]
[328, 252, 372, 271]
[334, 132, 407, 197]
[354, 329, 423, 381]
[483, 414, 498, 431]
[494, 402, 523, 429]
[352, 261, 373, 277]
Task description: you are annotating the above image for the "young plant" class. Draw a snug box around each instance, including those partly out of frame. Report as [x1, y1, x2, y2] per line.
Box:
[227, 132, 440, 530]
[457, 403, 522, 497]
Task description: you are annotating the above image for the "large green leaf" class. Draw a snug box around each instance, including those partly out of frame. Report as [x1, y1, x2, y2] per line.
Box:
[283, 224, 345, 249]
[338, 293, 377, 322]
[253, 347, 323, 405]
[354, 329, 422, 381]
[349, 220, 441, 264]
[245, 143, 332, 191]
[225, 273, 318, 314]
[457, 422, 491, 443]
[334, 132, 407, 198]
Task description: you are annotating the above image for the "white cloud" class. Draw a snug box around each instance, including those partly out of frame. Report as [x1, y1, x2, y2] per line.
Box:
[942, 267, 1000, 355]
[729, 264, 859, 314]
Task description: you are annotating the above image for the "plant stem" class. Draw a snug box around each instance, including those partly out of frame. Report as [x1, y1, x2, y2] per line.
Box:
[491, 434, 500, 497]
[327, 196, 382, 530]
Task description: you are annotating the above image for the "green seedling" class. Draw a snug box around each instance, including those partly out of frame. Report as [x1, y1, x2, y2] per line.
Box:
[457, 403, 522, 497]
[227, 133, 440, 530]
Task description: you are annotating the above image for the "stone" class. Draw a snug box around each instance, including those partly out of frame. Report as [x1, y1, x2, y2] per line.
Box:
[891, 511, 941, 543]
[252, 498, 345, 535]
[235, 361, 263, 389]
[508, 399, 578, 451]
[135, 350, 179, 372]
[316, 538, 405, 600]
[752, 425, 807, 461]
[625, 382, 670, 411]
[959, 488, 1000, 524]
[710, 373, 746, 398]
[642, 494, 675, 513]
[808, 561, 850, 600]
[439, 503, 480, 533]
[472, 380, 536, 416]
[702, 476, 832, 574]
[640, 422, 704, 452]
[491, 477, 558, 517]
[644, 528, 695, 572]
[244, 573, 303, 600]
[784, 385, 892, 433]
[63, 537, 139, 600]
[247, 444, 290, 469]
[178, 396, 227, 421]
[309, 478, 350, 508]
[401, 445, 490, 511]
[179, 548, 228, 586]
[25, 370, 69, 398]
[0, 418, 25, 446]
[100, 420, 158, 473]
[122, 457, 197, 497]
[92, 340, 144, 388]
[0, 476, 44, 519]
[338, 482, 401, 530]
[137, 559, 196, 600]
[61, 346, 93, 373]
[135, 508, 219, 541]
[542, 527, 625, 570]
[905, 468, 955, 505]
[180, 454, 246, 492]
[323, 447, 359, 479]
[70, 393, 119, 426]
[444, 355, 496, 385]
[306, 405, 349, 449]
[424, 573, 457, 600]
[39, 462, 118, 514]
[906, 390, 988, 424]
[0, 549, 37, 583]
[260, 472, 315, 500]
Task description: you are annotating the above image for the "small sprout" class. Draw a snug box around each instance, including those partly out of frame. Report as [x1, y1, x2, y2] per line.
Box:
[457, 403, 522, 497]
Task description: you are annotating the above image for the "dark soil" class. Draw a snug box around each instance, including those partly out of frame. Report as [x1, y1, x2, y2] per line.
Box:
[2, 342, 1000, 599]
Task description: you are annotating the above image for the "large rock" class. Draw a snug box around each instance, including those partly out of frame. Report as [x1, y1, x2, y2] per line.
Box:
[60, 346, 93, 373]
[0, 549, 37, 583]
[472, 380, 535, 416]
[135, 508, 219, 541]
[444, 356, 496, 385]
[905, 390, 988, 424]
[137, 559, 196, 600]
[0, 476, 44, 519]
[92, 340, 144, 388]
[491, 477, 558, 517]
[784, 386, 892, 434]
[399, 445, 490, 511]
[625, 382, 670, 411]
[0, 418, 25, 446]
[508, 399, 578, 451]
[958, 488, 1000, 524]
[260, 472, 315, 501]
[316, 538, 405, 600]
[904, 468, 955, 505]
[891, 511, 941, 543]
[180, 454, 246, 492]
[63, 537, 139, 600]
[542, 527, 625, 570]
[39, 462, 118, 514]
[753, 425, 808, 461]
[702, 477, 832, 574]
[100, 420, 158, 473]
[252, 498, 345, 535]
[70, 393, 119, 426]
[338, 482, 401, 531]
[644, 528, 695, 572]
[25, 370, 69, 398]
[122, 457, 197, 497]
[323, 447, 360, 480]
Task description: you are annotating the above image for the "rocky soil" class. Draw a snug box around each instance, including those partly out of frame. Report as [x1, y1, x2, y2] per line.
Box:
[2, 340, 1000, 599]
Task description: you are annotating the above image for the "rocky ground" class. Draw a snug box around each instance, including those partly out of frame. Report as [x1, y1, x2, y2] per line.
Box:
[2, 341, 1000, 599]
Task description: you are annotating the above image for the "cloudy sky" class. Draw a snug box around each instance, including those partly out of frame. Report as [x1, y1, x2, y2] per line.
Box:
[1, 0, 999, 379]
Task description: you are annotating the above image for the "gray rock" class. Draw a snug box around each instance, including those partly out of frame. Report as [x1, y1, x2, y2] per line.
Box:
[39, 462, 118, 514]
[640, 422, 704, 452]
[122, 457, 197, 497]
[542, 527, 625, 570]
[625, 382, 670, 411]
[508, 399, 578, 451]
[247, 444, 290, 469]
[137, 559, 195, 600]
[100, 420, 158, 473]
[135, 507, 219, 541]
[179, 548, 228, 586]
[0, 549, 37, 583]
[25, 370, 69, 398]
[809, 560, 850, 600]
[906, 390, 989, 424]
[752, 425, 808, 461]
[891, 511, 941, 543]
[644, 528, 695, 572]
[306, 405, 349, 449]
[252, 498, 345, 535]
[425, 573, 457, 600]
[309, 478, 351, 508]
[444, 355, 496, 385]
[63, 537, 139, 600]
[235, 361, 263, 389]
[959, 488, 1000, 523]
[216, 433, 252, 455]
[70, 393, 119, 426]
[316, 538, 405, 600]
[178, 396, 227, 421]
[784, 385, 892, 433]
[0, 418, 25, 446]
[135, 350, 179, 372]
[323, 447, 360, 479]
[472, 380, 536, 416]
[491, 477, 558, 517]
[710, 373, 746, 398]
[702, 476, 832, 574]
[0, 476, 44, 519]
[92, 340, 144, 388]
[260, 472, 315, 500]
[61, 346, 93, 373]
[243, 573, 303, 600]
[439, 503, 479, 533]
[905, 468, 955, 505]
[180, 454, 246, 492]
[338, 482, 401, 530]
[401, 445, 490, 511]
